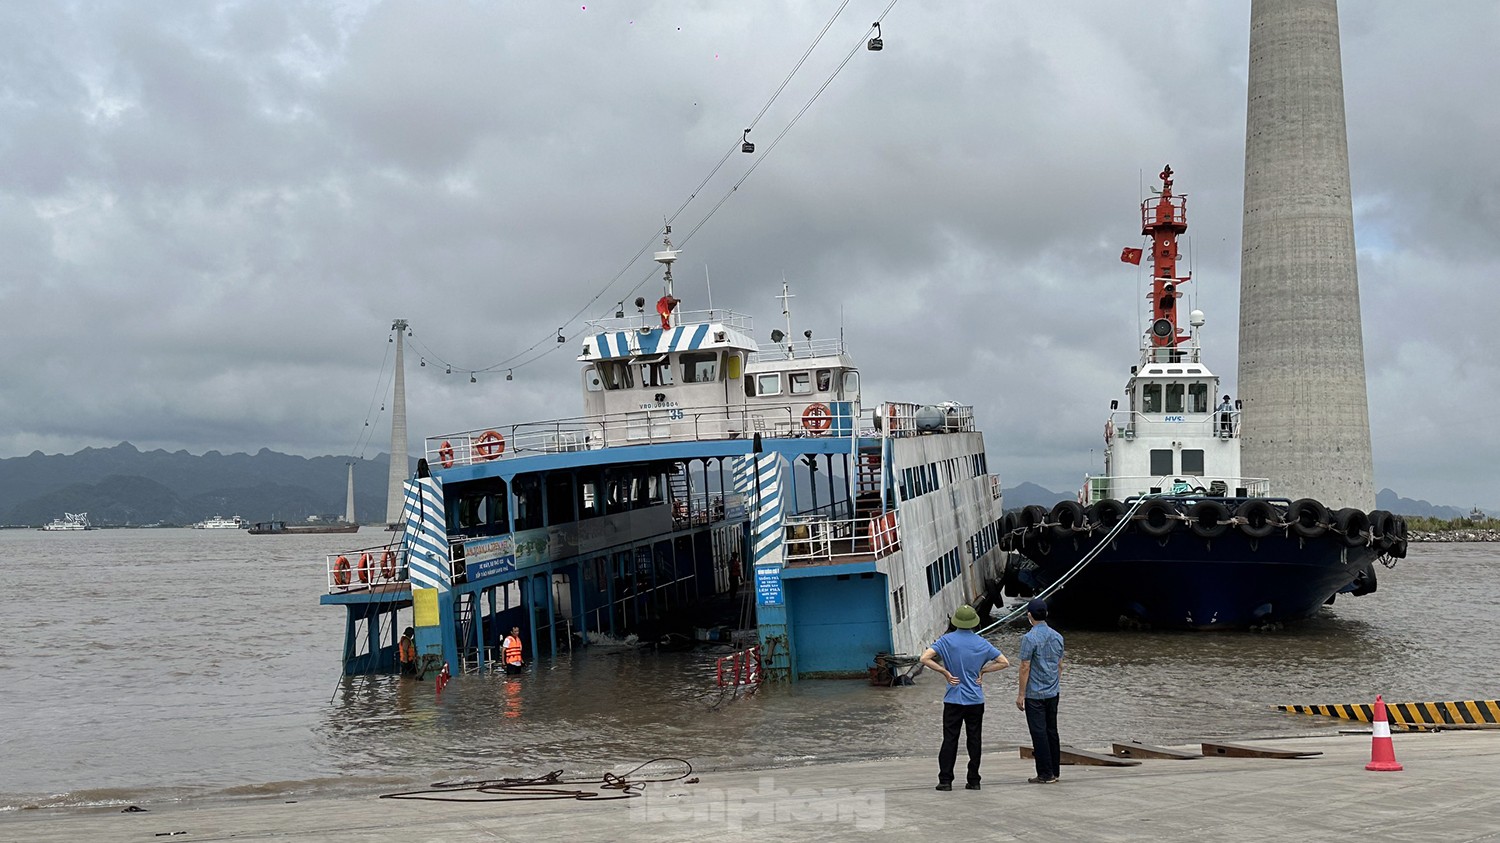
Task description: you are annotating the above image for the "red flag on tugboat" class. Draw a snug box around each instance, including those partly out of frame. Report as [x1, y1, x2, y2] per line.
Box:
[1120, 247, 1144, 265]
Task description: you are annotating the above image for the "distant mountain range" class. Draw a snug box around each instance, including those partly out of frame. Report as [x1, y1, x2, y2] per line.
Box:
[0, 442, 405, 527]
[0, 442, 1483, 527]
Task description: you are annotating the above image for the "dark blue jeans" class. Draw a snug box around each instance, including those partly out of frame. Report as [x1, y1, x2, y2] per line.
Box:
[1025, 696, 1060, 779]
[938, 702, 985, 784]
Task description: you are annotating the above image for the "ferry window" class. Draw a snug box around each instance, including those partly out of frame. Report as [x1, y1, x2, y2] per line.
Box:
[816, 369, 832, 392]
[790, 371, 813, 395]
[512, 475, 543, 531]
[680, 351, 718, 383]
[545, 471, 576, 525]
[1182, 449, 1205, 475]
[727, 353, 743, 380]
[602, 361, 634, 390]
[1165, 383, 1185, 413]
[1150, 449, 1173, 476]
[486, 491, 508, 532]
[744, 375, 755, 397]
[757, 373, 783, 396]
[641, 358, 672, 388]
[585, 367, 604, 392]
[1188, 383, 1209, 413]
[1141, 383, 1162, 413]
[842, 371, 859, 396]
[647, 473, 665, 505]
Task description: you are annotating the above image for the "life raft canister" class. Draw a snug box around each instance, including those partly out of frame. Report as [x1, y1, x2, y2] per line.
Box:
[801, 402, 832, 433]
[473, 430, 505, 461]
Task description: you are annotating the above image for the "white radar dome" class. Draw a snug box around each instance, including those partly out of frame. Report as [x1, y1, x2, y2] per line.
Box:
[1189, 309, 1205, 328]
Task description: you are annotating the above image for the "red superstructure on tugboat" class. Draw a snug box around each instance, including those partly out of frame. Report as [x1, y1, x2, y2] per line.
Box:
[996, 166, 1408, 629]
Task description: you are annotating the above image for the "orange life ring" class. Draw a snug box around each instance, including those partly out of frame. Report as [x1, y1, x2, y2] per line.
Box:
[358, 552, 373, 584]
[380, 549, 397, 580]
[438, 440, 455, 468]
[1104, 418, 1115, 444]
[473, 430, 505, 460]
[333, 555, 351, 586]
[801, 402, 832, 433]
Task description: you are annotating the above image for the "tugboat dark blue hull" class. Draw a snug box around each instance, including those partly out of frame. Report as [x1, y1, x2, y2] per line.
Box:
[1010, 528, 1384, 629]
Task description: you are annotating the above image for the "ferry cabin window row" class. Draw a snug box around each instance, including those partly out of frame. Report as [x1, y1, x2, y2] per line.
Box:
[967, 516, 1004, 561]
[1150, 449, 1206, 476]
[891, 585, 908, 624]
[1138, 381, 1210, 414]
[448, 464, 666, 537]
[588, 351, 746, 391]
[899, 452, 990, 502]
[746, 369, 859, 398]
[926, 546, 962, 597]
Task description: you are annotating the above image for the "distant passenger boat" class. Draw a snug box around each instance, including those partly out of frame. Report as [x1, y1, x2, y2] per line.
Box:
[248, 519, 360, 535]
[194, 515, 248, 529]
[41, 512, 94, 531]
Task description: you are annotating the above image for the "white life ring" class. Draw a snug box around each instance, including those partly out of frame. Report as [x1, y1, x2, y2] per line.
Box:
[1104, 418, 1115, 444]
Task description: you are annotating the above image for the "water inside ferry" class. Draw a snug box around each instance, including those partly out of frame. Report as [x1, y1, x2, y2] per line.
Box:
[1, 529, 1493, 810]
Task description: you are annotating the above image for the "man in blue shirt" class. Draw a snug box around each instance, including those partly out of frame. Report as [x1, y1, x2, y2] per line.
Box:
[1016, 597, 1065, 783]
[920, 605, 1010, 791]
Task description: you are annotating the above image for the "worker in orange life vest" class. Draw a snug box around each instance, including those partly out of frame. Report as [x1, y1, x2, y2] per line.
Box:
[399, 627, 417, 677]
[502, 626, 525, 675]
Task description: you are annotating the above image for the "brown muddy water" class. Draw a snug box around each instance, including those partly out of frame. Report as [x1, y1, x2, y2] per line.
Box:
[1, 529, 1493, 812]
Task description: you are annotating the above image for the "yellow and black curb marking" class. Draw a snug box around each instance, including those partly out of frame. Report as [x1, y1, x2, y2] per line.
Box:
[1278, 700, 1500, 727]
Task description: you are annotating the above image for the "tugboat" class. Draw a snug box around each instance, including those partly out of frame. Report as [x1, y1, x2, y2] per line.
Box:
[317, 230, 1009, 680]
[998, 166, 1407, 629]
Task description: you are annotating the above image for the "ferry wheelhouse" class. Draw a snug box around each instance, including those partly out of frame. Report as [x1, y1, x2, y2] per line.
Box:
[320, 234, 1007, 681]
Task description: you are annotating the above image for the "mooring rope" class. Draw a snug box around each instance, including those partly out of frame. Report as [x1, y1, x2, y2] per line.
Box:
[379, 757, 695, 803]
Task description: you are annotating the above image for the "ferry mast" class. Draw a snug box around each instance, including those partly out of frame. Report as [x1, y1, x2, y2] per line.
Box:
[1142, 165, 1190, 352]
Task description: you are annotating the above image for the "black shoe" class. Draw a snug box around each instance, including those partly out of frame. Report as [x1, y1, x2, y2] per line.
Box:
[1027, 776, 1058, 784]
[965, 782, 981, 790]
[935, 783, 952, 791]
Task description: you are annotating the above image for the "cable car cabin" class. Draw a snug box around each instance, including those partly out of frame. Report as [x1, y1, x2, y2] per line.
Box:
[743, 339, 861, 438]
[579, 310, 757, 445]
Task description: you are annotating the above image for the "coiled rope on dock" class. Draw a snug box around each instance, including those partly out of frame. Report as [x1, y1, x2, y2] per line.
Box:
[379, 757, 695, 803]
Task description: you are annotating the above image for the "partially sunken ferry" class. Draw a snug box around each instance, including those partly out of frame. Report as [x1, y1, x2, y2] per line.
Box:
[998, 167, 1408, 629]
[319, 233, 1007, 681]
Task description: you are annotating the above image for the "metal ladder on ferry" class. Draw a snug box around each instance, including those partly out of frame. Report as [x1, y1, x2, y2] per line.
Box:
[668, 466, 692, 525]
[849, 445, 885, 554]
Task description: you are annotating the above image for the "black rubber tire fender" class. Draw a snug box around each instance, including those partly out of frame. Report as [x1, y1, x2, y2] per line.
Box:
[1287, 498, 1329, 539]
[999, 511, 1019, 551]
[1050, 500, 1086, 539]
[1331, 507, 1370, 548]
[1367, 509, 1397, 553]
[1090, 498, 1127, 531]
[1188, 499, 1233, 539]
[1235, 499, 1279, 539]
[1135, 498, 1179, 538]
[1020, 504, 1049, 532]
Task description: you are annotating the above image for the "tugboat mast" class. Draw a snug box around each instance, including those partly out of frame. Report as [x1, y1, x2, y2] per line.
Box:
[1142, 165, 1191, 351]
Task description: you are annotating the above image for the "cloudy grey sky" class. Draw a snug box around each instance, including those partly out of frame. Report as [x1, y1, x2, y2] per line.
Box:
[1, 1, 1496, 508]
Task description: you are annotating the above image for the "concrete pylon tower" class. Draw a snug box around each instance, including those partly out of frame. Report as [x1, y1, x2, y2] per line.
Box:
[385, 319, 410, 528]
[1237, 0, 1374, 510]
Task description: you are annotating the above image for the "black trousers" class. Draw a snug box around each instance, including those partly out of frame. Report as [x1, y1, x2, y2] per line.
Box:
[938, 702, 985, 784]
[1025, 696, 1061, 779]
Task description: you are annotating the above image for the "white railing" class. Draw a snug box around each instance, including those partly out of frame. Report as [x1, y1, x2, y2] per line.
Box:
[671, 492, 736, 529]
[1082, 474, 1272, 503]
[1110, 410, 1238, 440]
[782, 511, 899, 566]
[751, 337, 848, 362]
[882, 402, 977, 436]
[584, 308, 753, 333]
[325, 545, 409, 593]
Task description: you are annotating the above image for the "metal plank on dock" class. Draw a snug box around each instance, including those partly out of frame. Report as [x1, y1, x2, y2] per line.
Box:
[1020, 745, 1140, 767]
[1201, 741, 1322, 759]
[1111, 742, 1200, 760]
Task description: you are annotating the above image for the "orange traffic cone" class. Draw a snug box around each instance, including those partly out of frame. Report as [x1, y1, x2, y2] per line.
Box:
[1365, 694, 1403, 772]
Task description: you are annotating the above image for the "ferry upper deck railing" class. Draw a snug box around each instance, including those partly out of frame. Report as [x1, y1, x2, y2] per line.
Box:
[325, 545, 409, 594]
[1110, 409, 1238, 440]
[427, 401, 980, 469]
[1134, 342, 1204, 366]
[584, 308, 753, 334]
[750, 337, 849, 362]
[1082, 474, 1272, 504]
[783, 511, 899, 567]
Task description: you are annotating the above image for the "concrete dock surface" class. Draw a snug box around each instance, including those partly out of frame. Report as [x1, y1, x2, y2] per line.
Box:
[6, 730, 1498, 842]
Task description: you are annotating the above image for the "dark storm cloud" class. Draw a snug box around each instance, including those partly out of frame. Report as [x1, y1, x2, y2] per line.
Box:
[0, 1, 1495, 508]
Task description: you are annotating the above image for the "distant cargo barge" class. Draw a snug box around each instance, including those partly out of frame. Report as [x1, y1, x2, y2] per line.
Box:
[249, 520, 360, 535]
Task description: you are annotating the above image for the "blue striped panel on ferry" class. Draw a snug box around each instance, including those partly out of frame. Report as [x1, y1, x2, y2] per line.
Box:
[592, 324, 713, 359]
[731, 455, 757, 499]
[400, 476, 451, 592]
[745, 453, 786, 568]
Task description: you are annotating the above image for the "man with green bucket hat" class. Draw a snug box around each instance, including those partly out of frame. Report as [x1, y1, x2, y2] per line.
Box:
[920, 604, 1011, 791]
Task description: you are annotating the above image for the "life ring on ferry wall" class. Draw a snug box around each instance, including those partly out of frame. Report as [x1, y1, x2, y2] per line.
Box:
[333, 555, 352, 586]
[358, 552, 373, 584]
[473, 430, 505, 460]
[1103, 418, 1115, 445]
[438, 440, 455, 468]
[380, 549, 397, 580]
[801, 403, 832, 434]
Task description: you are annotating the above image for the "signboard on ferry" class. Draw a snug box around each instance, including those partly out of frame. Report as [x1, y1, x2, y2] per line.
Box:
[755, 565, 784, 606]
[463, 535, 516, 579]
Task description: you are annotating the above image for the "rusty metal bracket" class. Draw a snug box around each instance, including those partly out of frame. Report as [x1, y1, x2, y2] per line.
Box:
[1111, 742, 1200, 760]
[1201, 741, 1322, 759]
[1021, 745, 1141, 767]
